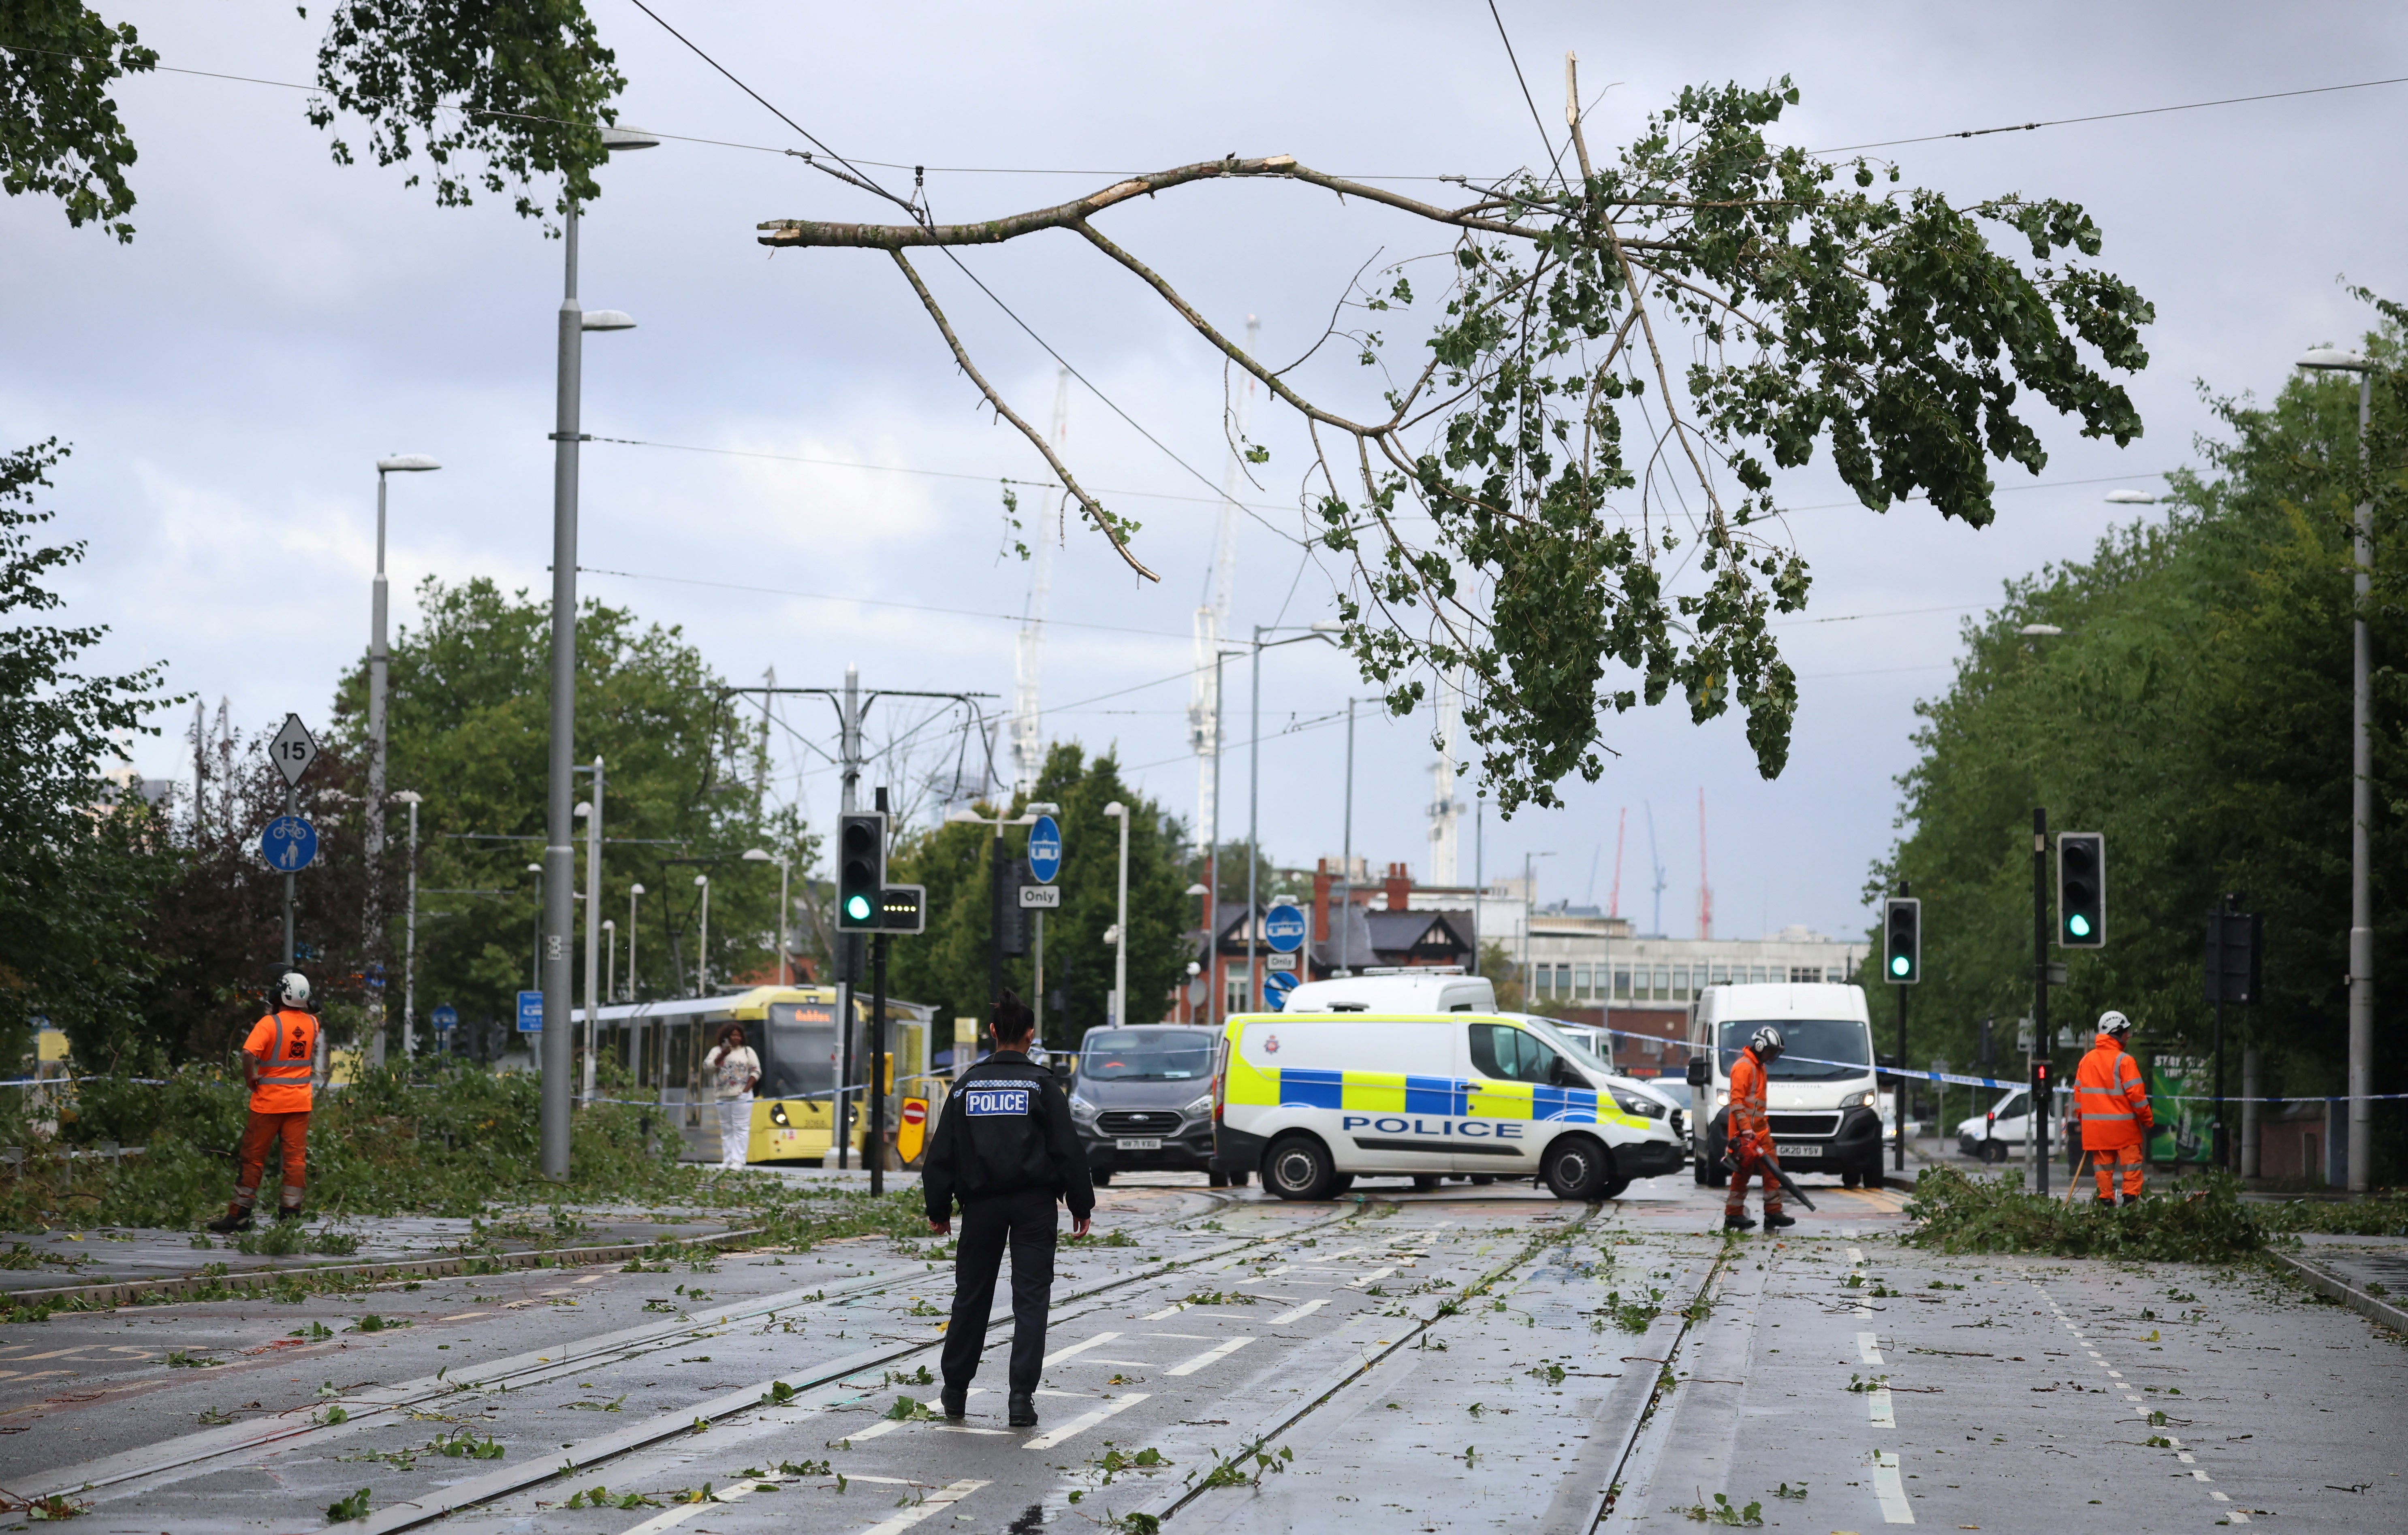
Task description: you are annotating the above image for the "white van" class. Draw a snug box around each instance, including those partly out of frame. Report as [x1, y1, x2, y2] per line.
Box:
[1277, 968, 1495, 1014]
[1685, 983, 1887, 1188]
[1212, 1010, 1685, 1200]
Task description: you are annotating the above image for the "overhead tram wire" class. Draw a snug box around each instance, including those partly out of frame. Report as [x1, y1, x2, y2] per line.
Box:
[1812, 73, 2408, 154]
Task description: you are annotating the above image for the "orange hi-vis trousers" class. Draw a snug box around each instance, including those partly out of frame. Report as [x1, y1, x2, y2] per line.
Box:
[233, 1110, 310, 1211]
[1724, 1147, 1785, 1219]
[2086, 1143, 2143, 1201]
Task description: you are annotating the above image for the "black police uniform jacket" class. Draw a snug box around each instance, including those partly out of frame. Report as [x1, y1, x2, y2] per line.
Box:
[923, 1051, 1097, 1224]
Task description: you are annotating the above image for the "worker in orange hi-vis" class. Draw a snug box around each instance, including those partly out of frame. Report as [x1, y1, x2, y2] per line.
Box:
[2074, 1011, 2152, 1206]
[207, 971, 320, 1234]
[1722, 1024, 1796, 1232]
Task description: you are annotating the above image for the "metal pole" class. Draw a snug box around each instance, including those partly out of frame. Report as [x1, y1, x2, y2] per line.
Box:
[402, 797, 418, 1058]
[368, 468, 390, 1064]
[696, 876, 710, 995]
[1339, 699, 1354, 974]
[583, 756, 603, 1105]
[1894, 905, 1908, 1175]
[871, 930, 889, 1195]
[1210, 648, 1226, 1030]
[1033, 909, 1045, 1046]
[2032, 808, 2051, 1198]
[1114, 802, 1129, 1027]
[2348, 369, 2375, 1193]
[776, 857, 791, 987]
[1246, 629, 1261, 1014]
[627, 885, 642, 1001]
[283, 785, 296, 967]
[837, 665, 859, 1171]
[539, 201, 585, 1181]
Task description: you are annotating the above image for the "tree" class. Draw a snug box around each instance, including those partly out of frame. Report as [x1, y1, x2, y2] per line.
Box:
[0, 439, 173, 1054]
[1, 1, 625, 240]
[886, 744, 1191, 1051]
[1862, 298, 2403, 1173]
[759, 77, 2151, 812]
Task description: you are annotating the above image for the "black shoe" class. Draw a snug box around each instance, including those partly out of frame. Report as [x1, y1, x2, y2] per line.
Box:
[274, 1207, 303, 1224]
[1722, 1213, 1757, 1232]
[205, 1210, 252, 1235]
[1763, 1211, 1797, 1230]
[2095, 1197, 2116, 1210]
[940, 1388, 967, 1421]
[1007, 1394, 1037, 1428]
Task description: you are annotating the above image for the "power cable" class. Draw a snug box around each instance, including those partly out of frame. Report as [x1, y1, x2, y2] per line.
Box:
[1812, 73, 2408, 154]
[579, 565, 1192, 640]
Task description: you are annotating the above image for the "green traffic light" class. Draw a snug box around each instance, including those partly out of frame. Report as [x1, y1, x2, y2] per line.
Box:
[2067, 913, 2091, 938]
[845, 893, 872, 922]
[1889, 954, 1910, 976]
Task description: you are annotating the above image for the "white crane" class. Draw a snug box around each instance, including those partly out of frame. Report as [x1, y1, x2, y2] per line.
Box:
[1189, 316, 1258, 859]
[1011, 367, 1071, 795]
[1427, 665, 1464, 885]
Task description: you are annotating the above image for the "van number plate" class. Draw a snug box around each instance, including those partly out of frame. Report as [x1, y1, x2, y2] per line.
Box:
[1114, 1137, 1162, 1151]
[1775, 1143, 1820, 1160]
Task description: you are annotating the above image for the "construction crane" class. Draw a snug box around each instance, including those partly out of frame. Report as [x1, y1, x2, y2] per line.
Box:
[1189, 316, 1258, 858]
[1427, 665, 1464, 884]
[1010, 367, 1071, 796]
[1644, 801, 1669, 938]
[1607, 807, 1627, 918]
[1696, 787, 1714, 940]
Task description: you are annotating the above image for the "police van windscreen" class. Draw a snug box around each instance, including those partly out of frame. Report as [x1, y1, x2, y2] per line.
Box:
[764, 1002, 837, 1099]
[1716, 1018, 1872, 1081]
[1078, 1030, 1215, 1081]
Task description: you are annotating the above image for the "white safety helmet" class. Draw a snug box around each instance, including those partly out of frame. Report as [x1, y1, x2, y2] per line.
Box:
[276, 971, 311, 1008]
[1748, 1023, 1786, 1058]
[2097, 1010, 2131, 1039]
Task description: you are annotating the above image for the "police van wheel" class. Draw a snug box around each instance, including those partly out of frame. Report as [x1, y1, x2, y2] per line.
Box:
[1541, 1136, 1612, 1201]
[1263, 1136, 1341, 1201]
[1091, 1169, 1113, 1187]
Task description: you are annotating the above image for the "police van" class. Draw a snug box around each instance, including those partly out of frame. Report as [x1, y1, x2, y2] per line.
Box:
[1210, 1010, 1685, 1200]
[1685, 981, 1886, 1188]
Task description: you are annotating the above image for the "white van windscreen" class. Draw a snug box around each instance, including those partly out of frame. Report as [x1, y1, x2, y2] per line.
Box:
[1717, 1019, 1870, 1081]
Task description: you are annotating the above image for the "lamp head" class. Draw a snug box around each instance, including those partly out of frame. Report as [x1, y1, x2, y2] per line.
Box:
[630, 882, 645, 896]
[599, 125, 661, 153]
[742, 848, 772, 863]
[580, 309, 636, 332]
[1103, 801, 1125, 818]
[1027, 802, 1061, 815]
[2296, 347, 2372, 372]
[694, 874, 709, 887]
[376, 454, 441, 474]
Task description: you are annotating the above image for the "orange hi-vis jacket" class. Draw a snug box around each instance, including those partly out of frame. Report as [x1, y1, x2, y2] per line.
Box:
[2073, 1033, 2151, 1152]
[244, 1008, 318, 1114]
[1728, 1047, 1772, 1150]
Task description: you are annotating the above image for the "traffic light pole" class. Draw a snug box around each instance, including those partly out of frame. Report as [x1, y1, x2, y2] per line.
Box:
[871, 928, 888, 1197]
[1894, 919, 1908, 1175]
[2031, 808, 2051, 1198]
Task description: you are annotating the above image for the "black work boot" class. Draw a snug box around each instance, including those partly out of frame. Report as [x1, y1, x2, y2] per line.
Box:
[1763, 1211, 1797, 1230]
[940, 1387, 967, 1421]
[205, 1206, 252, 1235]
[1721, 1213, 1757, 1232]
[274, 1206, 304, 1224]
[1007, 1393, 1038, 1428]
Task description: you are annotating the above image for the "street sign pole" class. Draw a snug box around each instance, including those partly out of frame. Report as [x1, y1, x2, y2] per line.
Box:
[266, 714, 320, 971]
[282, 783, 296, 967]
[872, 928, 888, 1196]
[2031, 808, 2051, 1198]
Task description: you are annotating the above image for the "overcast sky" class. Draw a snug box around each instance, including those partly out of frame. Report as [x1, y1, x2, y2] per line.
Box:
[11, 2, 2404, 945]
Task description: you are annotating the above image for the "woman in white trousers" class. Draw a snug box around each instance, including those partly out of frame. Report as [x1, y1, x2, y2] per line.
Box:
[702, 1023, 761, 1171]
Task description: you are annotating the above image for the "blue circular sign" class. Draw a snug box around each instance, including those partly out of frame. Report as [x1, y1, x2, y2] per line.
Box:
[1027, 814, 1063, 884]
[1262, 900, 1307, 954]
[1263, 968, 1300, 1010]
[260, 814, 317, 872]
[430, 1005, 459, 1031]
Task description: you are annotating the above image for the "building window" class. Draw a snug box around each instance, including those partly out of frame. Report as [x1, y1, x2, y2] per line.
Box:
[1709, 963, 1729, 986]
[1653, 965, 1671, 999]
[1789, 965, 1822, 984]
[1574, 964, 1592, 997]
[1672, 966, 1691, 1000]
[1227, 970, 1251, 1015]
[1614, 966, 1631, 999]
[1555, 963, 1572, 999]
[1746, 965, 1765, 984]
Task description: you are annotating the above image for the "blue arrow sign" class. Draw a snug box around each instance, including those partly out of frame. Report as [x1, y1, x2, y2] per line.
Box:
[1027, 814, 1062, 884]
[260, 815, 317, 872]
[1262, 900, 1307, 954]
[430, 1005, 459, 1032]
[1263, 968, 1300, 1011]
[516, 990, 545, 1034]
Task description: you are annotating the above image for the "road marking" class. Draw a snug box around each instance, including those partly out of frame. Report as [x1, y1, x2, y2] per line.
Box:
[440, 1312, 491, 1321]
[1021, 1393, 1148, 1450]
[1270, 1298, 1329, 1325]
[1080, 1359, 1155, 1369]
[1847, 1247, 1866, 1265]
[1857, 1331, 1884, 1365]
[1042, 1332, 1121, 1367]
[1140, 1332, 1213, 1339]
[1166, 1337, 1255, 1377]
[852, 1478, 989, 1535]
[2191, 1470, 2211, 1482]
[1869, 1449, 1914, 1524]
[847, 1419, 903, 1442]
[1344, 1267, 1396, 1289]
[1140, 1304, 1185, 1320]
[1868, 1387, 1895, 1427]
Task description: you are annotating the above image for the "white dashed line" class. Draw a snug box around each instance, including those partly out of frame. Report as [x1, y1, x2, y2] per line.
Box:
[1020, 1392, 1149, 1450]
[1041, 1332, 1121, 1367]
[1868, 1386, 1895, 1428]
[1166, 1337, 1257, 1377]
[1857, 1331, 1884, 1365]
[851, 1477, 991, 1535]
[1868, 1449, 1914, 1524]
[1270, 1298, 1330, 1325]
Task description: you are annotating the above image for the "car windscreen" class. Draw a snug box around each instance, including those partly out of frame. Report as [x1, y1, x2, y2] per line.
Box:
[1716, 1018, 1872, 1082]
[1078, 1030, 1215, 1081]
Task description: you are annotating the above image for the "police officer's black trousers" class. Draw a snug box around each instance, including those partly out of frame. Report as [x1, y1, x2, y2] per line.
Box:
[939, 1187, 1058, 1397]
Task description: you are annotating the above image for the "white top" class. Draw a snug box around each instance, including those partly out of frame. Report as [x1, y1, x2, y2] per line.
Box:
[702, 1044, 760, 1100]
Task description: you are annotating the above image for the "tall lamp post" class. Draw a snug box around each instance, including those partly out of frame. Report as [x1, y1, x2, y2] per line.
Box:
[1244, 621, 1342, 1011]
[368, 453, 438, 1064]
[525, 863, 544, 991]
[627, 883, 645, 1000]
[694, 874, 711, 996]
[2298, 345, 2378, 1192]
[744, 848, 792, 986]
[540, 124, 660, 1181]
[394, 789, 422, 1058]
[1102, 802, 1130, 1028]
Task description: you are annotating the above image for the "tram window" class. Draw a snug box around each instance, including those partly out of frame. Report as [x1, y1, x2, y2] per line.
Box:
[764, 1001, 837, 1100]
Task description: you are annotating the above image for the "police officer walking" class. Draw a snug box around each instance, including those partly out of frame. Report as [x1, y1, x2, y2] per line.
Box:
[923, 990, 1093, 1428]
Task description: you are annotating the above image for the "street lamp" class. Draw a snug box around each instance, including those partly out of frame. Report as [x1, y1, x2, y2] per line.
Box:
[694, 873, 710, 996]
[1183, 883, 1210, 1022]
[1521, 850, 1558, 1006]
[368, 453, 438, 1064]
[602, 917, 617, 1013]
[743, 848, 792, 987]
[541, 123, 659, 1180]
[1102, 802, 1130, 1028]
[627, 882, 645, 1000]
[393, 789, 423, 1058]
[525, 862, 544, 992]
[2297, 344, 2378, 1193]
[1242, 621, 1342, 1014]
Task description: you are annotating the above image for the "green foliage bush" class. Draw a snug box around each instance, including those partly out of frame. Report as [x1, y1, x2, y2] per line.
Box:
[1902, 1165, 2264, 1261]
[2255, 1192, 2408, 1239]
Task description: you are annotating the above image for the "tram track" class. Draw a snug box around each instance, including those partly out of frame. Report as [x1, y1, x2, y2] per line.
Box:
[20, 1189, 1356, 1524]
[1584, 1235, 1740, 1531]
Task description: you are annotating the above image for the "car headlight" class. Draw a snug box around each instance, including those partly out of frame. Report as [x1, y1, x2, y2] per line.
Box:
[1069, 1095, 1099, 1122]
[1609, 1087, 1666, 1119]
[1714, 1090, 1730, 1110]
[1840, 1089, 1877, 1109]
[1183, 1093, 1215, 1119]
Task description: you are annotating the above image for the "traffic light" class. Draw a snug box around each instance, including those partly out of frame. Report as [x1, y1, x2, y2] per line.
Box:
[2057, 833, 2105, 947]
[876, 884, 927, 934]
[837, 812, 886, 930]
[1883, 896, 1921, 984]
